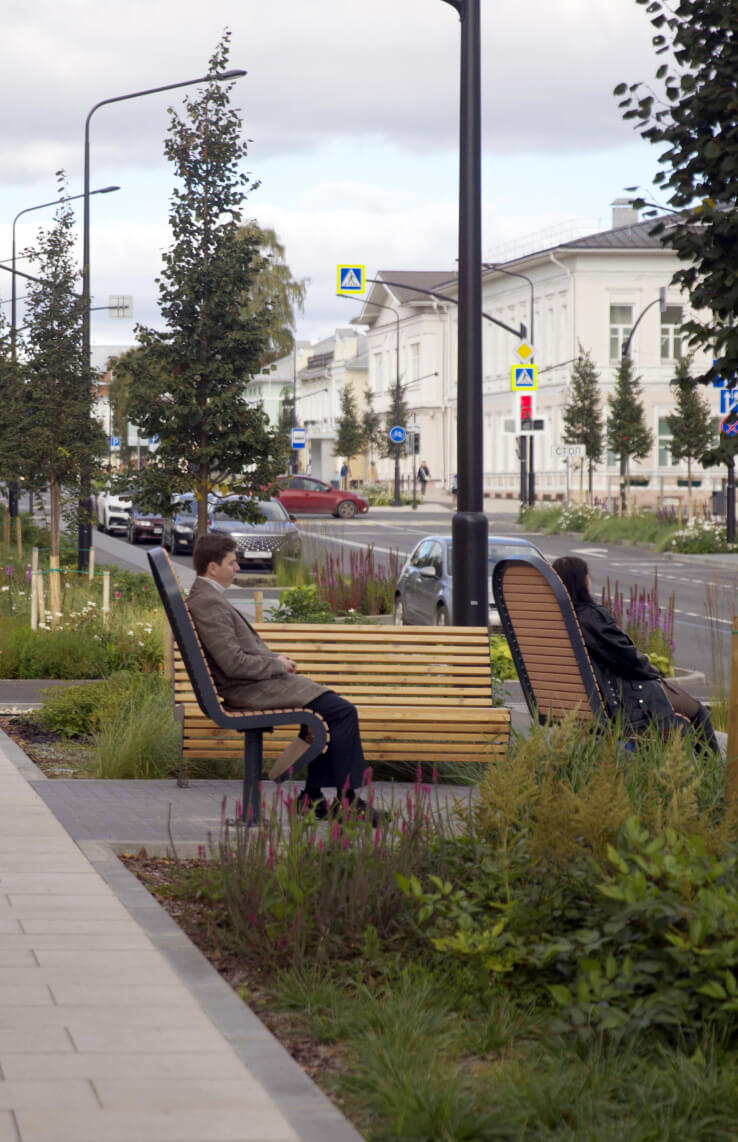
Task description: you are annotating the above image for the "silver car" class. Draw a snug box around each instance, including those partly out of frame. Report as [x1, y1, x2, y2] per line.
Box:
[393, 535, 543, 627]
[208, 496, 300, 569]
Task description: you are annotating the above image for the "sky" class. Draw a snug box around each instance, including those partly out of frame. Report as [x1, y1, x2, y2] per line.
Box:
[0, 0, 667, 350]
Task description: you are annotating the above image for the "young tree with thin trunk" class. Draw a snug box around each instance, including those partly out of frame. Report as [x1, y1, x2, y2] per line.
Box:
[562, 348, 603, 500]
[666, 356, 715, 503]
[334, 385, 365, 477]
[118, 34, 278, 537]
[18, 182, 105, 559]
[607, 355, 654, 504]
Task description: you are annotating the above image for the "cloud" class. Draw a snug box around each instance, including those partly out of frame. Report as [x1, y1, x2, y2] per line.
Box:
[0, 0, 661, 183]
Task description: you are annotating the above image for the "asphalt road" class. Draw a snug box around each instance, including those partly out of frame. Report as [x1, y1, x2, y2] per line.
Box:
[88, 507, 737, 692]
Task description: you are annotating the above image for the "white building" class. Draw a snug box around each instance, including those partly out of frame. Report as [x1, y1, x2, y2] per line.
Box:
[248, 342, 312, 427]
[358, 204, 723, 504]
[297, 329, 367, 483]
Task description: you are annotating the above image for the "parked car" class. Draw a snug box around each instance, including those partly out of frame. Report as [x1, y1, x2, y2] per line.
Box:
[208, 496, 300, 569]
[96, 486, 132, 535]
[161, 494, 198, 555]
[127, 506, 164, 545]
[393, 535, 544, 627]
[275, 476, 369, 519]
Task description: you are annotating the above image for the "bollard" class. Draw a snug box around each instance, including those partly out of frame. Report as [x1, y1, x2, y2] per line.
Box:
[30, 548, 38, 631]
[15, 516, 22, 561]
[102, 570, 110, 624]
[254, 589, 264, 623]
[726, 614, 738, 802]
[37, 566, 46, 628]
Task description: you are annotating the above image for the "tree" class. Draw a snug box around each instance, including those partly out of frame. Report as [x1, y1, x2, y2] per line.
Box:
[275, 387, 295, 474]
[607, 355, 654, 504]
[334, 385, 365, 478]
[237, 223, 308, 368]
[16, 182, 106, 558]
[361, 386, 383, 479]
[562, 347, 603, 499]
[118, 33, 279, 538]
[666, 355, 715, 501]
[614, 0, 738, 385]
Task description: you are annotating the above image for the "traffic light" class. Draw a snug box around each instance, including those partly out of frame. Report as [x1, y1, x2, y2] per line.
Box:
[413, 431, 421, 455]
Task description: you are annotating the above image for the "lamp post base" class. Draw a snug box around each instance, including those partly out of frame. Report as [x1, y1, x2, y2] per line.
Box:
[451, 511, 488, 626]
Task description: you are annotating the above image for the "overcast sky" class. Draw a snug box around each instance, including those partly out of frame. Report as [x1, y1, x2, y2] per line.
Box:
[0, 0, 666, 349]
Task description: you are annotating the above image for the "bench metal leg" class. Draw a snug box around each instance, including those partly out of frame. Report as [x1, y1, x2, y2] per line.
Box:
[241, 729, 262, 826]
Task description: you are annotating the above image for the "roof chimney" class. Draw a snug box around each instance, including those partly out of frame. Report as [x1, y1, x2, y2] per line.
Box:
[611, 197, 641, 230]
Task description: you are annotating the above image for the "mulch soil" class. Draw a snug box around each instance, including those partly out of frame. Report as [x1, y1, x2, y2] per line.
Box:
[0, 716, 95, 777]
[120, 853, 351, 1107]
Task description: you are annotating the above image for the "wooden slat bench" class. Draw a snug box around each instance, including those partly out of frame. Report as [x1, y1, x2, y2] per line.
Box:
[491, 555, 606, 725]
[174, 623, 511, 776]
[148, 547, 329, 825]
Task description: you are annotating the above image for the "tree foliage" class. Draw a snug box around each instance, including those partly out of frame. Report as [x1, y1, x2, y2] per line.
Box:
[237, 223, 308, 368]
[334, 385, 365, 464]
[666, 356, 715, 492]
[615, 0, 738, 384]
[16, 181, 106, 556]
[117, 34, 279, 536]
[607, 355, 654, 472]
[563, 347, 604, 467]
[380, 383, 410, 460]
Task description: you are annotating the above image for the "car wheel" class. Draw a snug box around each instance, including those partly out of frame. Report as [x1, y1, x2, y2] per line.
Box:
[96, 517, 104, 533]
[434, 604, 450, 626]
[99, 516, 107, 534]
[393, 595, 405, 625]
[335, 500, 357, 519]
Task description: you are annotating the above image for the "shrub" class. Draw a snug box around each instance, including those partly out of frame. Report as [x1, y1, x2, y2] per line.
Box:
[109, 568, 160, 607]
[270, 584, 335, 623]
[94, 676, 180, 778]
[34, 672, 166, 738]
[661, 518, 738, 554]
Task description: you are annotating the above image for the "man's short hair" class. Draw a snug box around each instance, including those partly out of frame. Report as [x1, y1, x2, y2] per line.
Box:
[193, 533, 238, 576]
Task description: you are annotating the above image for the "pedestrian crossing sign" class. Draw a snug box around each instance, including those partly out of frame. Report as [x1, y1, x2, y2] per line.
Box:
[511, 364, 537, 391]
[337, 265, 366, 295]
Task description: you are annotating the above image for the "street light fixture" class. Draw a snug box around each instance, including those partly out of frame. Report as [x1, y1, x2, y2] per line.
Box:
[78, 67, 247, 570]
[11, 186, 119, 360]
[618, 289, 668, 513]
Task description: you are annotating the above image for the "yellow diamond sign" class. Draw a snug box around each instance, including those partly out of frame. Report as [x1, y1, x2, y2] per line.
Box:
[516, 341, 535, 361]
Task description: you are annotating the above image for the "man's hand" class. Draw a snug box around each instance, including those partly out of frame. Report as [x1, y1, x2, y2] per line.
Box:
[278, 654, 297, 674]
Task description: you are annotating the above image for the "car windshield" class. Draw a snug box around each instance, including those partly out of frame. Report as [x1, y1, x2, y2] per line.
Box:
[445, 543, 534, 576]
[213, 500, 287, 524]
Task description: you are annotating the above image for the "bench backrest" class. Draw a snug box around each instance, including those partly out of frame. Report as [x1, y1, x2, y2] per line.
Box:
[492, 555, 604, 723]
[174, 624, 495, 707]
[147, 547, 226, 723]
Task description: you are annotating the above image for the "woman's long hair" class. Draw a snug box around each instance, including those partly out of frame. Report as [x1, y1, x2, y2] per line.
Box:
[552, 556, 596, 608]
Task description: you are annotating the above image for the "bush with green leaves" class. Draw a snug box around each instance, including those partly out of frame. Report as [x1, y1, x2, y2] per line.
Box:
[661, 519, 738, 555]
[269, 584, 335, 623]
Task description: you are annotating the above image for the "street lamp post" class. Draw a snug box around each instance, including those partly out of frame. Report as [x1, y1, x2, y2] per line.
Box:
[357, 298, 401, 504]
[78, 67, 246, 570]
[619, 289, 666, 513]
[441, 0, 487, 626]
[484, 263, 535, 506]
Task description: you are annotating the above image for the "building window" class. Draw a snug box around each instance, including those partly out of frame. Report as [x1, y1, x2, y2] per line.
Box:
[609, 305, 633, 361]
[658, 417, 679, 467]
[410, 342, 420, 382]
[661, 305, 683, 360]
[373, 352, 384, 392]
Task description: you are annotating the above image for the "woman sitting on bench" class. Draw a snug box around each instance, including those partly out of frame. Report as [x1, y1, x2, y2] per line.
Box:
[552, 555, 720, 756]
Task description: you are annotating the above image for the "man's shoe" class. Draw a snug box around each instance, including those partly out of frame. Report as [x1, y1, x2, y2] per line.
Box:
[294, 790, 330, 820]
[331, 795, 389, 827]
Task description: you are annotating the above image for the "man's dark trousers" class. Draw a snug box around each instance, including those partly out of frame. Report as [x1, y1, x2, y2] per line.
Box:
[299, 691, 367, 791]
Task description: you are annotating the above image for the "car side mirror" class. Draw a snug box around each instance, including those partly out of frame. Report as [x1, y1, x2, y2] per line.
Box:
[419, 565, 438, 579]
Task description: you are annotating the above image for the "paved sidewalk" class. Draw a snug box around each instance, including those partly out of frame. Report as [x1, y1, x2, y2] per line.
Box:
[0, 729, 364, 1142]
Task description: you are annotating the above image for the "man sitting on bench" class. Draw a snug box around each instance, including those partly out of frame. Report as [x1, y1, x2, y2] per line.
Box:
[187, 533, 377, 821]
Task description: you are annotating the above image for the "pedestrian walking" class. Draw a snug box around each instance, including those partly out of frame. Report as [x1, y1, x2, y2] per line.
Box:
[417, 460, 431, 496]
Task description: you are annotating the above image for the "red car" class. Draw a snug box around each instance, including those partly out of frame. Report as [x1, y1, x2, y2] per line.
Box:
[276, 476, 369, 519]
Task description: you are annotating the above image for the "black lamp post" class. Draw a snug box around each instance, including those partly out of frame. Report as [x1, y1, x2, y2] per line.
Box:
[618, 289, 666, 513]
[78, 67, 246, 570]
[441, 0, 487, 626]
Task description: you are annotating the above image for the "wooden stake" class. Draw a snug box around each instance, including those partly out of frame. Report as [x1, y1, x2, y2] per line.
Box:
[102, 571, 110, 624]
[48, 556, 61, 627]
[88, 545, 95, 582]
[2, 507, 9, 546]
[30, 548, 38, 631]
[15, 515, 22, 561]
[254, 589, 264, 622]
[37, 567, 45, 628]
[726, 614, 738, 802]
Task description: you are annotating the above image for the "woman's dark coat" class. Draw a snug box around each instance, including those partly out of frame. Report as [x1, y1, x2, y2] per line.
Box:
[573, 601, 677, 731]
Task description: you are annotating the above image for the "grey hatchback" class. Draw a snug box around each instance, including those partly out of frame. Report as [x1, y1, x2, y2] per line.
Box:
[393, 534, 544, 627]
